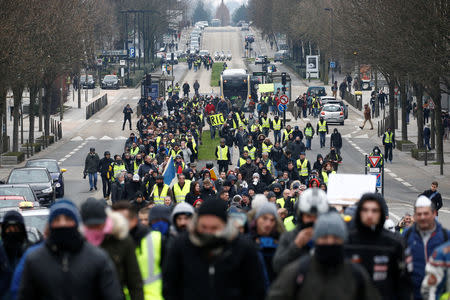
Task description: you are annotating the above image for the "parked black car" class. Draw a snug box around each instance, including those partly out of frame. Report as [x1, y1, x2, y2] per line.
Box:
[80, 74, 95, 89]
[101, 75, 120, 89]
[25, 158, 66, 197]
[6, 167, 55, 207]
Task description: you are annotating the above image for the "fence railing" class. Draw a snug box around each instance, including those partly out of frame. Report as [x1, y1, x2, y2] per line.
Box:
[344, 92, 362, 111]
[86, 94, 108, 119]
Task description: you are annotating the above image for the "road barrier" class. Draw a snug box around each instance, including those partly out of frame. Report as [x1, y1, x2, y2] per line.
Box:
[86, 94, 108, 119]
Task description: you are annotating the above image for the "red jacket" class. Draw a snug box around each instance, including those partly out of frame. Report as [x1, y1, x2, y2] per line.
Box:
[205, 103, 216, 115]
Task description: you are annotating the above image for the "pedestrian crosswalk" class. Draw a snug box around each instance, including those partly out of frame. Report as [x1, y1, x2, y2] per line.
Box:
[70, 135, 127, 141]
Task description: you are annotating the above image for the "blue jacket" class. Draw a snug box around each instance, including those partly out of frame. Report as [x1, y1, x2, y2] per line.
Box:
[403, 222, 449, 300]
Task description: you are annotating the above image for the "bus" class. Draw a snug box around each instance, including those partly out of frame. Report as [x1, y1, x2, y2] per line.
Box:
[220, 69, 258, 108]
[211, 19, 221, 27]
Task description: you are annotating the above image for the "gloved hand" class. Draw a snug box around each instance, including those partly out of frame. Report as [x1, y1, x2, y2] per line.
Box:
[83, 172, 87, 179]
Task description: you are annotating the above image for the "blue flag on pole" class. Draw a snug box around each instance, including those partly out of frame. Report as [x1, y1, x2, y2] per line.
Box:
[163, 156, 176, 186]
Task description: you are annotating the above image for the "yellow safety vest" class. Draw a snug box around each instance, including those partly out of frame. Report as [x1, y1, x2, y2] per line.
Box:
[134, 161, 143, 175]
[318, 120, 327, 132]
[296, 159, 309, 177]
[153, 184, 169, 204]
[111, 163, 126, 180]
[262, 144, 273, 154]
[130, 147, 139, 156]
[135, 231, 163, 300]
[384, 132, 393, 144]
[283, 129, 293, 141]
[262, 96, 269, 103]
[244, 146, 256, 160]
[235, 113, 245, 127]
[174, 86, 180, 92]
[156, 136, 162, 148]
[238, 157, 247, 167]
[171, 149, 182, 159]
[217, 146, 229, 161]
[173, 180, 191, 203]
[273, 119, 282, 131]
[321, 170, 336, 184]
[261, 117, 270, 128]
[284, 215, 296, 231]
[276, 198, 285, 208]
[305, 127, 313, 137]
[262, 159, 272, 171]
[251, 124, 261, 132]
[167, 86, 173, 93]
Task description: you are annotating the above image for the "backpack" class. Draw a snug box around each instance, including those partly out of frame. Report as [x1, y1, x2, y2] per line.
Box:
[295, 256, 365, 299]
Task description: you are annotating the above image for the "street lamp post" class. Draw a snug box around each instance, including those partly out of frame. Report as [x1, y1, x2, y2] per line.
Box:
[324, 8, 334, 84]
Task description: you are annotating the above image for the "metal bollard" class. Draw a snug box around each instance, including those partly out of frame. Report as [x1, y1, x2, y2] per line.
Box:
[425, 147, 428, 166]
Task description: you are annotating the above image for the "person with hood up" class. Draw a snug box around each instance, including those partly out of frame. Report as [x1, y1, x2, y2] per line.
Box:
[325, 146, 342, 172]
[345, 193, 412, 300]
[288, 136, 306, 160]
[240, 157, 258, 183]
[149, 204, 171, 237]
[17, 200, 123, 300]
[162, 200, 265, 300]
[273, 188, 329, 274]
[267, 212, 381, 300]
[330, 128, 343, 155]
[167, 202, 195, 250]
[130, 191, 150, 213]
[0, 211, 30, 297]
[248, 173, 267, 194]
[81, 198, 144, 300]
[249, 203, 285, 291]
[312, 154, 324, 172]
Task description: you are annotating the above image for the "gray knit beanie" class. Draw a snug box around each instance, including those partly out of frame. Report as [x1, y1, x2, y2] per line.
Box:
[313, 212, 348, 241]
[255, 202, 278, 220]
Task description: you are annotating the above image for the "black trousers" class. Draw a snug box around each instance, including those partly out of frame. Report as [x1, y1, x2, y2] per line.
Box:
[384, 144, 393, 162]
[218, 161, 229, 173]
[101, 175, 111, 197]
[123, 117, 132, 130]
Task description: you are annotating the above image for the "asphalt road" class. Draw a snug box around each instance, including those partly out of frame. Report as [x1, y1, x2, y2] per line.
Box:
[24, 26, 448, 227]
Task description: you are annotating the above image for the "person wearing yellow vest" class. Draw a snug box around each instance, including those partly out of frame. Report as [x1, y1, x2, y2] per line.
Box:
[271, 115, 283, 144]
[215, 138, 230, 173]
[282, 125, 294, 142]
[170, 144, 183, 160]
[167, 84, 173, 97]
[296, 152, 311, 184]
[152, 175, 171, 205]
[262, 139, 273, 154]
[261, 152, 273, 174]
[130, 143, 140, 157]
[316, 117, 328, 148]
[162, 200, 266, 300]
[237, 150, 250, 168]
[174, 82, 180, 96]
[320, 162, 336, 184]
[244, 142, 257, 160]
[110, 155, 126, 182]
[260, 113, 271, 136]
[172, 174, 191, 203]
[382, 127, 395, 163]
[304, 122, 315, 150]
[251, 123, 262, 133]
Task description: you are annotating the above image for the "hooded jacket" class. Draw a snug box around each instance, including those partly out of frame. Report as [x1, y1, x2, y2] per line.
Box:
[97, 212, 144, 300]
[331, 129, 342, 149]
[162, 216, 265, 300]
[345, 193, 412, 300]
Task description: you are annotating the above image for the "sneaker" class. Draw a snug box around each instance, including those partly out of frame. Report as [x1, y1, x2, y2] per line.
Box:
[359, 126, 363, 129]
[94, 186, 98, 190]
[89, 188, 93, 191]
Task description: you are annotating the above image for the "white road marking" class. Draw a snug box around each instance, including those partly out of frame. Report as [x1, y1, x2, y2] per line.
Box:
[115, 136, 127, 140]
[107, 120, 115, 123]
[64, 154, 71, 158]
[351, 130, 359, 134]
[384, 168, 391, 172]
[402, 182, 413, 187]
[69, 151, 76, 155]
[100, 136, 113, 141]
[342, 134, 352, 138]
[59, 158, 66, 162]
[388, 172, 397, 177]
[86, 136, 97, 140]
[71, 136, 83, 141]
[395, 177, 405, 182]
[132, 96, 139, 100]
[95, 120, 102, 123]
[354, 134, 369, 139]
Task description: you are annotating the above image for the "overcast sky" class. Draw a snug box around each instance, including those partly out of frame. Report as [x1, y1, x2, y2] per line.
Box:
[203, 0, 247, 13]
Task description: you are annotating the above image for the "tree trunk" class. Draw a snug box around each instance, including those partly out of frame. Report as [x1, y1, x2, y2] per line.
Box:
[431, 84, 444, 175]
[0, 86, 7, 153]
[414, 82, 424, 149]
[43, 83, 52, 145]
[388, 79, 395, 130]
[29, 85, 39, 144]
[399, 78, 407, 141]
[12, 85, 24, 152]
[38, 88, 43, 131]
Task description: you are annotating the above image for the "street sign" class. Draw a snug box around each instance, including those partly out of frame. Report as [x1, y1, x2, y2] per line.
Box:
[209, 113, 225, 126]
[129, 47, 135, 58]
[330, 61, 336, 68]
[119, 60, 126, 66]
[375, 173, 382, 188]
[253, 72, 266, 76]
[368, 156, 381, 167]
[369, 167, 381, 173]
[278, 103, 287, 112]
[280, 95, 289, 105]
[96, 59, 103, 66]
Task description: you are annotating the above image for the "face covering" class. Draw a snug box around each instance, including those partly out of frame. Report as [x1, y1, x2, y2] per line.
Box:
[152, 221, 169, 235]
[315, 244, 344, 266]
[195, 231, 227, 250]
[84, 217, 113, 246]
[2, 232, 26, 257]
[157, 182, 164, 188]
[48, 227, 83, 252]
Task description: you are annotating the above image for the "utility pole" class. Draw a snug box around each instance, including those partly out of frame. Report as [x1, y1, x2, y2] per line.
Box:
[324, 8, 334, 84]
[60, 77, 64, 120]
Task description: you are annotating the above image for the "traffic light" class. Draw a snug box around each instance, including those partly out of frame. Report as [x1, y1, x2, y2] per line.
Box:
[145, 74, 152, 85]
[281, 72, 287, 85]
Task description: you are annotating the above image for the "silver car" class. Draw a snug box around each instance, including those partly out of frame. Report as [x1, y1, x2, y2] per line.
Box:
[320, 104, 345, 125]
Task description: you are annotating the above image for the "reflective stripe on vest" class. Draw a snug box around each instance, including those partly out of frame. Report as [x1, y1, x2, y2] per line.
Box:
[305, 127, 313, 137]
[283, 129, 293, 141]
[244, 146, 256, 159]
[321, 171, 336, 184]
[297, 159, 309, 177]
[273, 119, 281, 130]
[263, 159, 272, 171]
[173, 180, 191, 203]
[235, 113, 245, 127]
[133, 161, 142, 174]
[130, 147, 139, 156]
[251, 124, 261, 132]
[384, 132, 393, 144]
[136, 231, 163, 300]
[318, 121, 327, 132]
[217, 145, 229, 160]
[153, 185, 169, 204]
[262, 144, 273, 154]
[261, 117, 270, 128]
